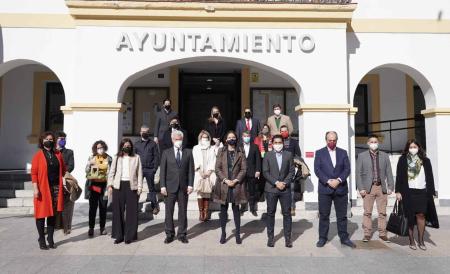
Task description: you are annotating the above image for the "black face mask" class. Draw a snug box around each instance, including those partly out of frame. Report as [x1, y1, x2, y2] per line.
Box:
[122, 147, 132, 154]
[227, 139, 237, 146]
[43, 140, 54, 149]
[164, 105, 171, 110]
[141, 132, 150, 140]
[171, 123, 180, 129]
[212, 113, 219, 118]
[244, 112, 252, 119]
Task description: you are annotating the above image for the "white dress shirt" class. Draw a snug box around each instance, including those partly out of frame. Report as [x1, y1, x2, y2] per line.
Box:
[408, 168, 426, 189]
[173, 146, 182, 159]
[120, 155, 130, 181]
[243, 143, 250, 158]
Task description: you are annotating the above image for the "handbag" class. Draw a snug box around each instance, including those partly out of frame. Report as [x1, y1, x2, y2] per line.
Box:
[197, 177, 213, 194]
[63, 172, 82, 202]
[386, 200, 409, 236]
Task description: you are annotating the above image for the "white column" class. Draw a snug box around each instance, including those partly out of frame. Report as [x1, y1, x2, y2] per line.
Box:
[348, 110, 358, 206]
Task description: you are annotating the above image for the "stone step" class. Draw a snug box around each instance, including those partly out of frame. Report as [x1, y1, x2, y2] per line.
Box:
[0, 189, 34, 198]
[0, 206, 34, 215]
[0, 171, 31, 181]
[0, 181, 33, 190]
[0, 197, 34, 207]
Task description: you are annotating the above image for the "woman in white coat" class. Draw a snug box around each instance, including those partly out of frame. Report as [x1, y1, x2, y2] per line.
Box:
[193, 130, 219, 221]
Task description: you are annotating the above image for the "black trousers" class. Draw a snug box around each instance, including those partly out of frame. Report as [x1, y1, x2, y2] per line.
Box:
[247, 177, 258, 211]
[266, 191, 292, 240]
[220, 202, 241, 235]
[165, 189, 188, 237]
[112, 181, 139, 241]
[318, 192, 349, 241]
[143, 169, 159, 209]
[88, 182, 107, 229]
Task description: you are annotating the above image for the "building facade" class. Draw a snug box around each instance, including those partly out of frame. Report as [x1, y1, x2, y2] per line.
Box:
[1, 0, 450, 208]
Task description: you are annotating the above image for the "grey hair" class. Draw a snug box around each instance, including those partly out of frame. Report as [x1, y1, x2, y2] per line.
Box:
[325, 131, 338, 140]
[140, 124, 150, 130]
[171, 129, 184, 139]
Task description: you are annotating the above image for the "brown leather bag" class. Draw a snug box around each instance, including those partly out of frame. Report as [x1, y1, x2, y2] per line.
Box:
[64, 172, 82, 202]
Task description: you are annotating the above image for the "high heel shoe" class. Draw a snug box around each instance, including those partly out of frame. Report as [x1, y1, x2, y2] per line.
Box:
[418, 242, 427, 251]
[220, 233, 226, 244]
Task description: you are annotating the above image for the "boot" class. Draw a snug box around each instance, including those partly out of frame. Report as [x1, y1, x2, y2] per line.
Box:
[203, 198, 210, 221]
[47, 225, 57, 249]
[197, 199, 204, 221]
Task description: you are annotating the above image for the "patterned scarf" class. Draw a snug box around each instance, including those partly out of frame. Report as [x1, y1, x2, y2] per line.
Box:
[407, 153, 422, 181]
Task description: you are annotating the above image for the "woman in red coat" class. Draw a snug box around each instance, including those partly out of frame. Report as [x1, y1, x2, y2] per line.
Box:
[32, 131, 65, 250]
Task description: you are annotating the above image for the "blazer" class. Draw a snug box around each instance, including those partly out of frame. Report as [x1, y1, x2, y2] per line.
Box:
[107, 155, 144, 192]
[159, 147, 195, 193]
[239, 143, 262, 178]
[60, 148, 75, 173]
[154, 109, 178, 140]
[205, 118, 226, 141]
[267, 114, 294, 136]
[356, 150, 394, 194]
[262, 150, 295, 193]
[31, 150, 65, 219]
[213, 147, 247, 205]
[192, 144, 218, 189]
[235, 117, 261, 143]
[314, 147, 351, 195]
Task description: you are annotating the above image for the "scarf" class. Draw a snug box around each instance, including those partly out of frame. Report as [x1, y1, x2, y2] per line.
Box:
[407, 153, 422, 181]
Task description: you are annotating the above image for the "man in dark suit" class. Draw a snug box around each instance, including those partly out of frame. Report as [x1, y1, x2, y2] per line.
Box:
[235, 108, 261, 144]
[154, 98, 178, 144]
[314, 131, 355, 248]
[160, 130, 194, 244]
[239, 130, 262, 216]
[263, 134, 295, 248]
[159, 116, 188, 154]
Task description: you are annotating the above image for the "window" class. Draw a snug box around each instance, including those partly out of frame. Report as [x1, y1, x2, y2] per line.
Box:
[122, 87, 169, 136]
[354, 84, 369, 136]
[251, 88, 299, 136]
[45, 82, 65, 132]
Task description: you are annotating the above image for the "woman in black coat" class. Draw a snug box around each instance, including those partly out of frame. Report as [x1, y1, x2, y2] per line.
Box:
[205, 106, 226, 147]
[395, 139, 439, 251]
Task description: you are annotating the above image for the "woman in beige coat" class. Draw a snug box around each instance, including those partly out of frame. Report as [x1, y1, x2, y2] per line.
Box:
[107, 138, 143, 244]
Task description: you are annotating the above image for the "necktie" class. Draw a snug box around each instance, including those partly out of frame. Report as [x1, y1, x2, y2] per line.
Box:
[246, 119, 251, 130]
[176, 149, 181, 167]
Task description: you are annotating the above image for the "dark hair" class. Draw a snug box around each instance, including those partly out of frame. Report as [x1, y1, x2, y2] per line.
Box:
[367, 134, 379, 140]
[170, 116, 180, 123]
[242, 130, 251, 136]
[38, 131, 55, 150]
[56, 131, 66, 138]
[402, 139, 426, 159]
[272, 134, 283, 143]
[273, 104, 282, 110]
[163, 98, 171, 104]
[223, 130, 237, 143]
[92, 140, 108, 156]
[280, 125, 288, 131]
[117, 138, 135, 157]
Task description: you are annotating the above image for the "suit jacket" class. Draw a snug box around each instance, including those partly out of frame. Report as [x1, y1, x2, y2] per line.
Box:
[314, 147, 350, 195]
[240, 143, 262, 178]
[159, 128, 188, 154]
[267, 114, 294, 136]
[60, 148, 75, 173]
[160, 147, 195, 194]
[356, 150, 394, 194]
[284, 138, 302, 160]
[263, 150, 295, 193]
[154, 109, 178, 140]
[235, 118, 261, 143]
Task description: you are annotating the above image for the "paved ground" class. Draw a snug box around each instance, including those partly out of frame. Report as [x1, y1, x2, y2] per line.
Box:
[0, 207, 449, 274]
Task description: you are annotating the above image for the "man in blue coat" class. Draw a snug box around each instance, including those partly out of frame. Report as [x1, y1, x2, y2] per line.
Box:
[314, 131, 355, 248]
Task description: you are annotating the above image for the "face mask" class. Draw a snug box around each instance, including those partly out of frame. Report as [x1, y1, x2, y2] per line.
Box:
[141, 132, 150, 140]
[243, 137, 251, 144]
[97, 148, 105, 155]
[164, 105, 171, 110]
[369, 143, 378, 151]
[122, 147, 131, 154]
[58, 139, 66, 148]
[227, 139, 237, 146]
[327, 143, 336, 150]
[409, 148, 419, 155]
[174, 140, 183, 148]
[43, 140, 54, 149]
[262, 128, 269, 134]
[274, 109, 281, 116]
[281, 132, 289, 139]
[200, 139, 210, 147]
[212, 113, 219, 119]
[244, 112, 252, 119]
[273, 144, 283, 152]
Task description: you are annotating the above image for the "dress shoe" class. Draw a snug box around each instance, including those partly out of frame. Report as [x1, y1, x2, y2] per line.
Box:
[341, 239, 356, 248]
[267, 239, 274, 247]
[178, 236, 189, 244]
[164, 236, 174, 244]
[220, 233, 226, 244]
[316, 238, 327, 248]
[362, 236, 370, 242]
[251, 210, 258, 217]
[38, 239, 48, 250]
[100, 228, 107, 236]
[124, 240, 131, 244]
[48, 242, 57, 249]
[152, 207, 160, 215]
[88, 228, 94, 237]
[114, 239, 124, 244]
[285, 239, 293, 248]
[379, 235, 390, 243]
[235, 234, 242, 244]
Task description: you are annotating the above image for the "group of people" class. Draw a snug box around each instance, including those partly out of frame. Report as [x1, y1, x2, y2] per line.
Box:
[31, 99, 439, 251]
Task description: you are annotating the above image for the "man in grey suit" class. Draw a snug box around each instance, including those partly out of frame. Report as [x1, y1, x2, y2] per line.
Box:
[160, 130, 194, 244]
[263, 134, 296, 248]
[356, 135, 394, 242]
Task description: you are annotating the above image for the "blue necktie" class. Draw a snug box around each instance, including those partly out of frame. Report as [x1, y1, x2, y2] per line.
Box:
[176, 149, 181, 167]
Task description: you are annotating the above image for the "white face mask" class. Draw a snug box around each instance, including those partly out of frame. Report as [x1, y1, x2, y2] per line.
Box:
[274, 109, 281, 116]
[97, 148, 105, 155]
[273, 144, 283, 152]
[174, 140, 183, 149]
[369, 143, 378, 151]
[409, 148, 419, 155]
[200, 138, 210, 147]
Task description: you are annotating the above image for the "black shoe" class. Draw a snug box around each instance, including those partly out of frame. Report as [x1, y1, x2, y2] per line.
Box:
[38, 239, 48, 250]
[341, 239, 356, 248]
[220, 233, 226, 244]
[100, 229, 107, 236]
[152, 207, 160, 215]
[124, 240, 131, 244]
[235, 234, 242, 244]
[285, 239, 293, 248]
[178, 236, 189, 244]
[251, 211, 258, 217]
[114, 239, 124, 244]
[316, 238, 327, 248]
[88, 228, 94, 237]
[164, 236, 174, 244]
[267, 239, 274, 247]
[48, 242, 57, 249]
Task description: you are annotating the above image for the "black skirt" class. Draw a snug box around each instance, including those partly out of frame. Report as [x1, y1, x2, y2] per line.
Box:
[409, 188, 428, 214]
